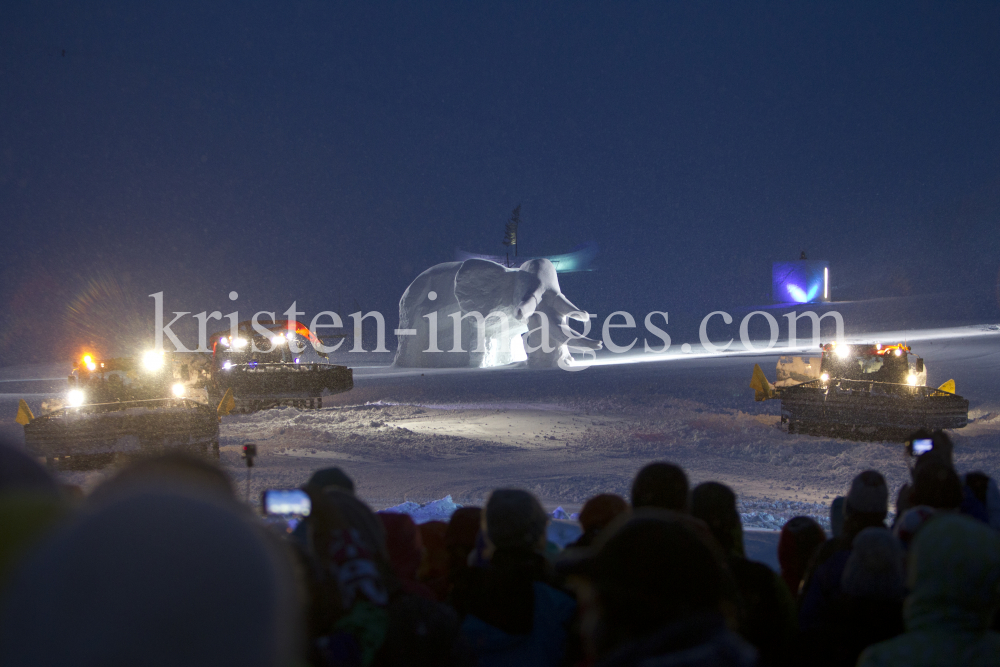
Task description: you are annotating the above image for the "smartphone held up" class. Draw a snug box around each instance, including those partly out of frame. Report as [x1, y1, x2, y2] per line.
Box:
[261, 488, 311, 533]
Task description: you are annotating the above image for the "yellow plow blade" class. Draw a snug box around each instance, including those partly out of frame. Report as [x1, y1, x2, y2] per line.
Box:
[217, 388, 235, 419]
[933, 379, 956, 396]
[15, 399, 35, 425]
[750, 364, 776, 401]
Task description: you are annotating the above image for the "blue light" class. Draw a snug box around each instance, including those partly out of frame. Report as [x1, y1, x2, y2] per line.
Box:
[248, 360, 258, 369]
[787, 283, 819, 303]
[773, 261, 830, 304]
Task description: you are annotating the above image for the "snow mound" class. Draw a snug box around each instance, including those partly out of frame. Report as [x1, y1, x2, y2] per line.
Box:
[381, 495, 463, 524]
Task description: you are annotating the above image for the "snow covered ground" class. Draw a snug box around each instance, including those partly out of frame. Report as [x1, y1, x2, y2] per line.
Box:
[2, 323, 998, 570]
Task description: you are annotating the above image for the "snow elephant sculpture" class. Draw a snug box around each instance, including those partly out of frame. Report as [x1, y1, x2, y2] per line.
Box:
[393, 258, 602, 369]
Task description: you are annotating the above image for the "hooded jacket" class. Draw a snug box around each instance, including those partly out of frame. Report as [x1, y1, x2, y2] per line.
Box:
[456, 548, 576, 667]
[858, 513, 1000, 667]
[460, 580, 575, 667]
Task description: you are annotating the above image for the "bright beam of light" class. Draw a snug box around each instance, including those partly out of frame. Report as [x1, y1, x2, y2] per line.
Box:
[67, 389, 85, 407]
[579, 324, 999, 369]
[142, 350, 165, 371]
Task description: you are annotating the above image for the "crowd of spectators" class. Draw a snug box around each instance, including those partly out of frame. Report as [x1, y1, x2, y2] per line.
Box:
[1, 428, 999, 666]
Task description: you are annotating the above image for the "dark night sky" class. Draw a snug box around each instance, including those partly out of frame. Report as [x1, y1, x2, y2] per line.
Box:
[2, 2, 999, 363]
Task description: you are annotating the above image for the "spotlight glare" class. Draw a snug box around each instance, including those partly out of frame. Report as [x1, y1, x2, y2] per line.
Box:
[142, 350, 165, 371]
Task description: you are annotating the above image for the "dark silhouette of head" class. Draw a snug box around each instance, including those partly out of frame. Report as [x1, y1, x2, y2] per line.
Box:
[88, 453, 235, 506]
[485, 489, 548, 552]
[579, 494, 629, 535]
[912, 461, 963, 510]
[778, 516, 826, 596]
[445, 506, 482, 578]
[631, 462, 689, 511]
[843, 470, 888, 538]
[907, 429, 954, 470]
[690, 482, 742, 557]
[589, 517, 723, 656]
[304, 467, 355, 494]
[378, 512, 424, 583]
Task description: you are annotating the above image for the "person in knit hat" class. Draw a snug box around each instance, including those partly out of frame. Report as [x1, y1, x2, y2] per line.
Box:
[796, 527, 906, 667]
[483, 489, 549, 552]
[799, 470, 889, 631]
[841, 527, 905, 600]
[893, 505, 937, 552]
[454, 489, 576, 666]
[844, 470, 890, 519]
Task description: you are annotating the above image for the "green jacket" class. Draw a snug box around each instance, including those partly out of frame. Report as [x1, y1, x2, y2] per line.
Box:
[859, 513, 1000, 667]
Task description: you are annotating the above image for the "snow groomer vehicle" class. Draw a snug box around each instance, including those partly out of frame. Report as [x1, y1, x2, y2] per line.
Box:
[208, 319, 353, 413]
[750, 341, 968, 439]
[15, 350, 223, 470]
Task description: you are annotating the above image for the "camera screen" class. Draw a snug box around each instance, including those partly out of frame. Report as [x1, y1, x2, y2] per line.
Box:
[263, 489, 311, 516]
[912, 438, 934, 456]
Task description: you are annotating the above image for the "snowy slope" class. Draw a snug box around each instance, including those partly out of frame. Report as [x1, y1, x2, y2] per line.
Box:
[3, 325, 998, 561]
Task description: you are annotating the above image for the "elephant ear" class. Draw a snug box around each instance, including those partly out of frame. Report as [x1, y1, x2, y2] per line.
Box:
[455, 259, 518, 316]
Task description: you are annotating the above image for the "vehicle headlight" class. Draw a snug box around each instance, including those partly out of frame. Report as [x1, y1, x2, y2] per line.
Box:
[820, 372, 830, 382]
[907, 373, 918, 386]
[835, 344, 850, 359]
[81, 354, 98, 371]
[895, 349, 902, 357]
[220, 336, 230, 348]
[171, 383, 186, 397]
[142, 350, 165, 371]
[233, 338, 248, 348]
[223, 360, 232, 370]
[67, 389, 85, 407]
